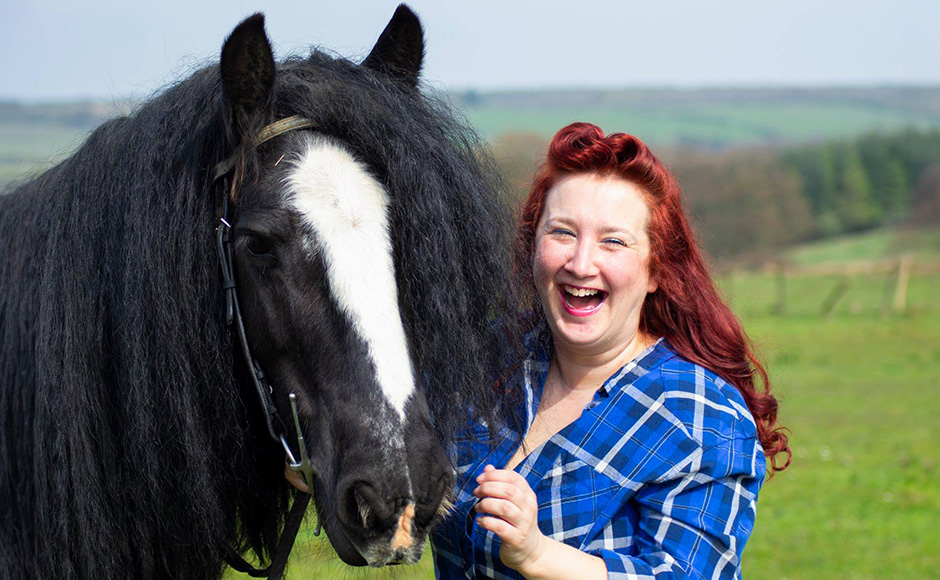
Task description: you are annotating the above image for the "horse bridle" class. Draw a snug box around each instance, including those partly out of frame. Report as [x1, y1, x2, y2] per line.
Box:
[212, 116, 320, 579]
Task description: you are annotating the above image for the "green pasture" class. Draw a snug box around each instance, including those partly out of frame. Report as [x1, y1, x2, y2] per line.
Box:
[787, 227, 940, 266]
[465, 102, 940, 146]
[741, 290, 940, 580]
[0, 121, 89, 186]
[228, 259, 940, 578]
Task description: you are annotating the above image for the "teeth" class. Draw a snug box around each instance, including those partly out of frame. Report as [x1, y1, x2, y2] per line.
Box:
[564, 285, 599, 297]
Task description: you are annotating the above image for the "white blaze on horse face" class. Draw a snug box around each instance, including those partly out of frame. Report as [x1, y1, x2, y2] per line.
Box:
[286, 135, 414, 417]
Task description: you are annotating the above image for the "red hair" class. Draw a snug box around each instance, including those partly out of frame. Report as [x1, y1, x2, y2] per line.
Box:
[517, 123, 790, 472]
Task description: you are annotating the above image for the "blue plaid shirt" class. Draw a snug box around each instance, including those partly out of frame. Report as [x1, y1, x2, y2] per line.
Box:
[431, 334, 765, 580]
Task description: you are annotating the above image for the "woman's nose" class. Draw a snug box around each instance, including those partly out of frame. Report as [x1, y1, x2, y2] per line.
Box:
[564, 241, 599, 278]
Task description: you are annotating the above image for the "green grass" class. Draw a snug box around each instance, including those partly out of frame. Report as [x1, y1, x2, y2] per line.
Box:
[788, 227, 940, 266]
[734, 273, 940, 580]
[0, 122, 89, 160]
[0, 121, 90, 187]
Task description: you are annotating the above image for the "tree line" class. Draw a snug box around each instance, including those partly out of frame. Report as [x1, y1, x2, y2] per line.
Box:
[489, 128, 940, 261]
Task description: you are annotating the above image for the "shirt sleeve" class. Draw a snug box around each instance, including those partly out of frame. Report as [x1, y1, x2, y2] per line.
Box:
[593, 434, 764, 580]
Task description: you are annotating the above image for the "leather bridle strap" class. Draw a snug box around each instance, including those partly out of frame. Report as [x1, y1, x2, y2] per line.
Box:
[213, 116, 320, 579]
[224, 493, 311, 579]
[213, 116, 318, 182]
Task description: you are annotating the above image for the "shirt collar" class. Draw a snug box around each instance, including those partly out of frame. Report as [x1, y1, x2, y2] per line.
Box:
[595, 337, 671, 399]
[521, 322, 675, 405]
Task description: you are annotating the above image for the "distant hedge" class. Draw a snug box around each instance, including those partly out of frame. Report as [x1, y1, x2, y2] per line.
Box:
[489, 128, 940, 260]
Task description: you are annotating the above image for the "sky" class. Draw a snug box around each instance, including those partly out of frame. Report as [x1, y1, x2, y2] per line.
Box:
[2, 0, 938, 102]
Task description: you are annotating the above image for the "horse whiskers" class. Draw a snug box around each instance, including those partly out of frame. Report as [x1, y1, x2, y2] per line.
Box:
[436, 494, 456, 520]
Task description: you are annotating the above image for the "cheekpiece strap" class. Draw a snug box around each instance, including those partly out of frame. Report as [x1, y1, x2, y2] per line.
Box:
[212, 115, 321, 580]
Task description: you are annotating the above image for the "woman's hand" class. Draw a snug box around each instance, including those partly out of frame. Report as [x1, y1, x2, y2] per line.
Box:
[473, 464, 547, 572]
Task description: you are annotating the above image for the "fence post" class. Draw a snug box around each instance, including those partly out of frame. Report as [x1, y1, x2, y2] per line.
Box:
[892, 254, 913, 314]
[723, 265, 735, 307]
[881, 258, 899, 318]
[820, 277, 850, 317]
[773, 261, 786, 316]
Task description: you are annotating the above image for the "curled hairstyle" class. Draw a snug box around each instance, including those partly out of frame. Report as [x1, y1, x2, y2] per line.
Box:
[516, 122, 790, 471]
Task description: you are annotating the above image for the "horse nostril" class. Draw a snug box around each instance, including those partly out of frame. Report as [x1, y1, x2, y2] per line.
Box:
[417, 470, 453, 527]
[340, 481, 405, 531]
[342, 481, 375, 528]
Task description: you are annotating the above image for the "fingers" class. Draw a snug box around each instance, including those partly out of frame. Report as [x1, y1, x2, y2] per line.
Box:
[473, 465, 538, 531]
[472, 466, 547, 570]
[474, 465, 535, 504]
[477, 464, 529, 488]
[474, 480, 527, 503]
[476, 513, 523, 544]
[474, 495, 522, 519]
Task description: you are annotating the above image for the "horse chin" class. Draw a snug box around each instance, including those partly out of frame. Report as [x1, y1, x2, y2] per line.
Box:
[318, 508, 427, 567]
[313, 480, 430, 567]
[322, 522, 369, 566]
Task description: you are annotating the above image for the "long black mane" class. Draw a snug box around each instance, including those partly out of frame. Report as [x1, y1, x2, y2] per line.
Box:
[0, 46, 520, 579]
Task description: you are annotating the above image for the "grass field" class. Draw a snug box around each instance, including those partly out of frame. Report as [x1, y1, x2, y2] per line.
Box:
[227, 234, 940, 579]
[787, 227, 940, 266]
[742, 305, 939, 579]
[4, 87, 940, 187]
[0, 121, 90, 184]
[464, 101, 940, 147]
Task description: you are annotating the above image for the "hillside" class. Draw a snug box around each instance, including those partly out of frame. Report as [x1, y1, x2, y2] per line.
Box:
[4, 86, 940, 186]
[787, 225, 940, 266]
[456, 86, 940, 146]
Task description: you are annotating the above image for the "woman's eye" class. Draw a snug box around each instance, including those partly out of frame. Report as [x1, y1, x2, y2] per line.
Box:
[603, 238, 627, 247]
[551, 228, 574, 237]
[244, 235, 275, 257]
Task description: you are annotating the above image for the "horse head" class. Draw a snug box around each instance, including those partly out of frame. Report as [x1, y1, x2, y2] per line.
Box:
[218, 7, 455, 567]
[0, 6, 519, 577]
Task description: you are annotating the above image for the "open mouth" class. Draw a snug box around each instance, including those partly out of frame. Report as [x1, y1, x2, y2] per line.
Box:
[560, 284, 607, 316]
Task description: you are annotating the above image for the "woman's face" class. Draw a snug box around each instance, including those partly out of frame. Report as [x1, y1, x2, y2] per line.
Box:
[533, 173, 657, 357]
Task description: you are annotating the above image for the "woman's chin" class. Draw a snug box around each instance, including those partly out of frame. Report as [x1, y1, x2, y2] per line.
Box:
[549, 318, 606, 349]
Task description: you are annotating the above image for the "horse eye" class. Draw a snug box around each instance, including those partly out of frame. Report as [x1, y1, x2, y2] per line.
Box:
[244, 234, 276, 257]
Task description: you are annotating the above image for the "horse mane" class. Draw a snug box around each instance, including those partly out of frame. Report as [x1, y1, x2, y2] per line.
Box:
[1, 66, 285, 578]
[0, 48, 521, 579]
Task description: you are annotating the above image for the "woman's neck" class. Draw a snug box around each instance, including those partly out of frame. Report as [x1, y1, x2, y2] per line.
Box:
[551, 332, 657, 395]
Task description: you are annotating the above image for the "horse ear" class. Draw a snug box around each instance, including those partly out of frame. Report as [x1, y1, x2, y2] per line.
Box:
[362, 4, 425, 88]
[221, 13, 275, 136]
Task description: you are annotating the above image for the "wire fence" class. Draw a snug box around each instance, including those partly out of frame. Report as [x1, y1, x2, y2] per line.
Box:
[717, 256, 940, 319]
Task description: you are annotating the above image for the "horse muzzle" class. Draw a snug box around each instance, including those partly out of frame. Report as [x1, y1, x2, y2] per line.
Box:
[314, 461, 454, 567]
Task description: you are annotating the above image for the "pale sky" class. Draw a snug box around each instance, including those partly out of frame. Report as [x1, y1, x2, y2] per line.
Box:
[2, 0, 938, 101]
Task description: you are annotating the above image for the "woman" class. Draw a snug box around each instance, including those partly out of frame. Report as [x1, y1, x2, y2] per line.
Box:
[431, 122, 789, 579]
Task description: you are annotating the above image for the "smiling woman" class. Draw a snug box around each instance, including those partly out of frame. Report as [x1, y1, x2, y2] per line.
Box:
[431, 122, 790, 580]
[533, 173, 658, 358]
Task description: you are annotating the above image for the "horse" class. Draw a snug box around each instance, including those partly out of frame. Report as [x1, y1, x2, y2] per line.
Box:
[0, 6, 520, 578]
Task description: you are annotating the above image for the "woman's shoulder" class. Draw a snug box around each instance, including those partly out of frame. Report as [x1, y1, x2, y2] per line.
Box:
[634, 341, 760, 448]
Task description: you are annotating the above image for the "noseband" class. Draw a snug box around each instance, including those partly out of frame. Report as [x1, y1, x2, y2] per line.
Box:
[212, 116, 319, 579]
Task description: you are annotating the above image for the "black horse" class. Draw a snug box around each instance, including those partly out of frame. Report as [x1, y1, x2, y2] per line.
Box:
[0, 6, 518, 578]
